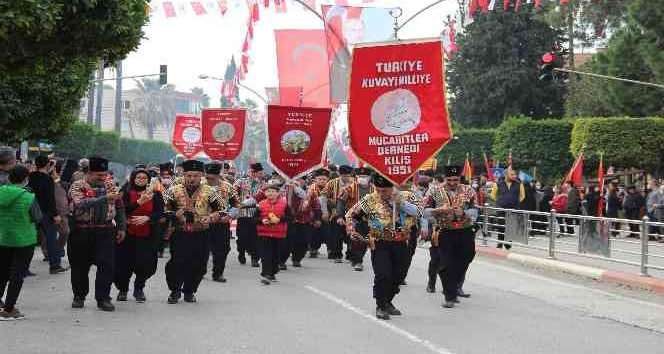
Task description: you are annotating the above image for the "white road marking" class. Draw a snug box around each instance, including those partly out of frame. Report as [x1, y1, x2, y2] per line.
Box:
[305, 285, 455, 354]
[472, 259, 664, 310]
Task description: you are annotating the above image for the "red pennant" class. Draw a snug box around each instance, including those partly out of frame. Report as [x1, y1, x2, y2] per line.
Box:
[267, 105, 333, 180]
[597, 155, 605, 216]
[264, 0, 270, 7]
[163, 2, 176, 17]
[248, 20, 254, 39]
[348, 40, 452, 185]
[566, 153, 584, 188]
[191, 2, 207, 15]
[252, 3, 260, 21]
[535, 0, 542, 7]
[202, 109, 246, 160]
[479, 0, 489, 12]
[515, 0, 521, 11]
[469, 0, 479, 18]
[504, 0, 510, 10]
[172, 115, 203, 159]
[218, 0, 228, 15]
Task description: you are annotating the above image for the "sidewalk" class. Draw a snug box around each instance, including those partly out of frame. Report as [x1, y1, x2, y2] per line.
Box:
[475, 243, 664, 295]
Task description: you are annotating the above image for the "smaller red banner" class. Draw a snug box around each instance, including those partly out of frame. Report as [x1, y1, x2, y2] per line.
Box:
[172, 114, 203, 159]
[267, 105, 332, 180]
[202, 109, 246, 161]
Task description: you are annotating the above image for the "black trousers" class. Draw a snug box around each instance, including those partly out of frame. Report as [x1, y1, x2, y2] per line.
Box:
[438, 228, 475, 301]
[114, 233, 158, 292]
[400, 229, 419, 283]
[427, 246, 444, 288]
[237, 218, 258, 260]
[281, 223, 310, 264]
[165, 230, 209, 294]
[327, 222, 349, 259]
[209, 223, 231, 277]
[308, 223, 325, 252]
[258, 236, 282, 277]
[371, 240, 408, 309]
[349, 240, 367, 265]
[156, 222, 169, 254]
[68, 228, 116, 301]
[0, 245, 35, 311]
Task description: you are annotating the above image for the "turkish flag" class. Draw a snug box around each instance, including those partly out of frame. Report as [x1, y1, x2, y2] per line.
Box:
[275, 30, 330, 108]
[267, 105, 332, 180]
[202, 109, 246, 161]
[172, 114, 203, 159]
[217, 0, 227, 15]
[566, 153, 584, 188]
[348, 39, 452, 185]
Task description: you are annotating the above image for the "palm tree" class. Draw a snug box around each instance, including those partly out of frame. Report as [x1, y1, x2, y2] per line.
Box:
[131, 78, 177, 140]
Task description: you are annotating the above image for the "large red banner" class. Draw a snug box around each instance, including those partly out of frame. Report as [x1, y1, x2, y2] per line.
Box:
[201, 108, 246, 161]
[267, 105, 332, 180]
[172, 114, 203, 159]
[348, 39, 452, 185]
[275, 30, 330, 109]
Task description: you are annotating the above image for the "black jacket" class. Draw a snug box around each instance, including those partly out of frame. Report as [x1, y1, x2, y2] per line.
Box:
[28, 171, 56, 219]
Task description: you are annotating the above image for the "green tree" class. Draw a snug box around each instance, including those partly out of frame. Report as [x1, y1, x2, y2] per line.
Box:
[593, 26, 664, 117]
[628, 0, 664, 84]
[131, 79, 178, 140]
[0, 0, 148, 143]
[447, 7, 565, 127]
[564, 62, 613, 117]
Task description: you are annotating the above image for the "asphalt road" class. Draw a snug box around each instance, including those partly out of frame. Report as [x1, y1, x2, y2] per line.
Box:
[4, 243, 664, 354]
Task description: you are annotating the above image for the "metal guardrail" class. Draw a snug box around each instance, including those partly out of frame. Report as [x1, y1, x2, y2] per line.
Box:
[478, 205, 664, 276]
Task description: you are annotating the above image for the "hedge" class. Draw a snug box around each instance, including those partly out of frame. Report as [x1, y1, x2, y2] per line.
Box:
[570, 117, 664, 175]
[54, 122, 176, 166]
[436, 128, 496, 167]
[493, 117, 574, 184]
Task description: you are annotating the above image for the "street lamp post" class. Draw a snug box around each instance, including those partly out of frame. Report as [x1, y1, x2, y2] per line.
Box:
[198, 74, 268, 105]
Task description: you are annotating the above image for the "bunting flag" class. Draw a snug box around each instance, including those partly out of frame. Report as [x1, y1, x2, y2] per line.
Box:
[163, 2, 176, 17]
[275, 29, 330, 108]
[202, 109, 246, 160]
[322, 5, 393, 104]
[191, 1, 207, 15]
[566, 152, 584, 187]
[267, 105, 333, 180]
[218, 0, 228, 15]
[172, 114, 203, 159]
[275, 0, 287, 12]
[348, 39, 452, 185]
[597, 154, 605, 216]
[263, 0, 270, 7]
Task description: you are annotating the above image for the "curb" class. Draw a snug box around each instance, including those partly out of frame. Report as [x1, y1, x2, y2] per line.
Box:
[474, 244, 664, 295]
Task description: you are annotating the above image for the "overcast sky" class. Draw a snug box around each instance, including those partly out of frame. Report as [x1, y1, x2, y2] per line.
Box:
[115, 0, 458, 108]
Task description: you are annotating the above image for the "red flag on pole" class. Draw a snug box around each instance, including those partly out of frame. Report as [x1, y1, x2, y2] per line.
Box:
[566, 153, 584, 187]
[597, 154, 605, 216]
[267, 105, 332, 180]
[172, 114, 203, 159]
[202, 109, 246, 160]
[348, 39, 452, 185]
[483, 151, 495, 182]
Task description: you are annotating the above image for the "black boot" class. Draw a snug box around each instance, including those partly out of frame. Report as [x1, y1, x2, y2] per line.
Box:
[116, 291, 128, 302]
[457, 289, 471, 298]
[238, 253, 247, 265]
[426, 280, 436, 293]
[168, 291, 181, 304]
[213, 274, 227, 283]
[97, 300, 115, 312]
[385, 303, 402, 316]
[72, 297, 85, 309]
[134, 289, 146, 303]
[278, 263, 287, 271]
[375, 307, 390, 320]
[251, 258, 260, 267]
[183, 293, 197, 303]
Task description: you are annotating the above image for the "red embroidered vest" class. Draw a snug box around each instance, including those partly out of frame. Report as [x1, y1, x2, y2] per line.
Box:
[256, 198, 288, 238]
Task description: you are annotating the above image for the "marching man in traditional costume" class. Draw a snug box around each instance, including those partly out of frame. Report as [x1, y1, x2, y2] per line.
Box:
[233, 163, 267, 267]
[205, 162, 240, 283]
[307, 168, 330, 258]
[163, 160, 227, 304]
[337, 167, 373, 271]
[320, 165, 355, 263]
[346, 174, 422, 320]
[421, 166, 478, 309]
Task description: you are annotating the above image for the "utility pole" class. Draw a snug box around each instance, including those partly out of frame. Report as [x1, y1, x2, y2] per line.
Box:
[114, 60, 123, 133]
[95, 61, 105, 129]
